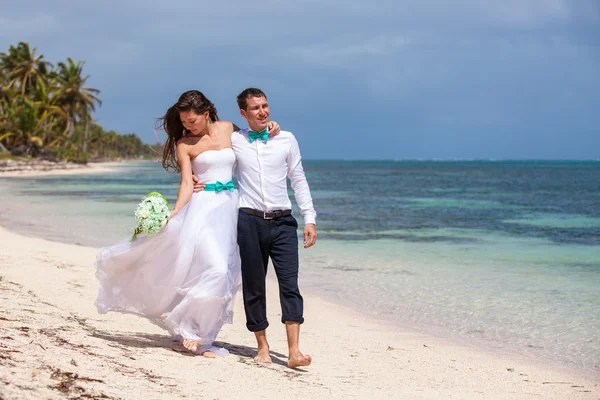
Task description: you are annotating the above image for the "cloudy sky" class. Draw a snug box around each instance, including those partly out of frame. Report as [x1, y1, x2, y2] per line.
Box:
[1, 0, 599, 159]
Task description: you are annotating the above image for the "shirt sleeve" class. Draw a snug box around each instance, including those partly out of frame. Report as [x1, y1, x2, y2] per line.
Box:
[287, 134, 317, 225]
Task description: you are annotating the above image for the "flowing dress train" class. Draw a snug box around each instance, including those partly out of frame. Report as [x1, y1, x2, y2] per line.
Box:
[95, 148, 241, 354]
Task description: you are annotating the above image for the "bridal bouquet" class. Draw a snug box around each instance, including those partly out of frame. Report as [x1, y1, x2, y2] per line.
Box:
[131, 192, 170, 241]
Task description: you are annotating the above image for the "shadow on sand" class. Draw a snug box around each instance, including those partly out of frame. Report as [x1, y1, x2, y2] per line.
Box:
[91, 331, 305, 370]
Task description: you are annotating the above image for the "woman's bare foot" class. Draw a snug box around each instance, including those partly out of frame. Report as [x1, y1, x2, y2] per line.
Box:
[254, 345, 272, 364]
[182, 339, 199, 353]
[183, 340, 218, 358]
[288, 351, 312, 368]
[201, 350, 217, 358]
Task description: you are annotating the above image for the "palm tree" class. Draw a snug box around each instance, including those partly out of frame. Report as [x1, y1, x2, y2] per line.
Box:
[1, 42, 52, 96]
[0, 69, 16, 152]
[0, 67, 10, 115]
[0, 96, 53, 155]
[54, 57, 101, 142]
[1, 42, 158, 160]
[30, 79, 68, 146]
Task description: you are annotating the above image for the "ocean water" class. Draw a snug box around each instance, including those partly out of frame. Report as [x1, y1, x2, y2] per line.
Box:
[1, 160, 599, 375]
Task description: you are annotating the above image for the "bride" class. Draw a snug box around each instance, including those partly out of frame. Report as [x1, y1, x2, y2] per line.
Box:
[94, 90, 279, 357]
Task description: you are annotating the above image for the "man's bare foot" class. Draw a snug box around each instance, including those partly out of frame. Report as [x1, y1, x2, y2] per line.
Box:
[254, 346, 272, 364]
[182, 339, 199, 353]
[288, 351, 312, 368]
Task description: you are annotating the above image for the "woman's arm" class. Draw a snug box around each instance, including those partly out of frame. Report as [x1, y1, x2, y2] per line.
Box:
[267, 120, 280, 136]
[228, 121, 280, 136]
[170, 142, 194, 218]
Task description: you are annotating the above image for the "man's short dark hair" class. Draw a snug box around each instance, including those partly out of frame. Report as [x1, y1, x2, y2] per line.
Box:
[237, 88, 267, 110]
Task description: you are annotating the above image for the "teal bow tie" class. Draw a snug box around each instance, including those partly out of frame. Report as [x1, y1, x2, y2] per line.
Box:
[204, 180, 235, 193]
[248, 128, 268, 143]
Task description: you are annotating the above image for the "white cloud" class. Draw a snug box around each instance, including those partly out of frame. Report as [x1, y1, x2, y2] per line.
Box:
[0, 14, 58, 37]
[475, 0, 572, 27]
[287, 35, 412, 66]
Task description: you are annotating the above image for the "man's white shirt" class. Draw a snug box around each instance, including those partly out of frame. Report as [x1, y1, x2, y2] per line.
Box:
[231, 129, 316, 226]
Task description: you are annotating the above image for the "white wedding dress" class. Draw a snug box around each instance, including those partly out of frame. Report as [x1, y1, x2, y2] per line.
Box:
[95, 148, 241, 354]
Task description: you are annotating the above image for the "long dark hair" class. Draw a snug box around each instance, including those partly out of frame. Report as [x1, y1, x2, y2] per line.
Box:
[159, 90, 219, 172]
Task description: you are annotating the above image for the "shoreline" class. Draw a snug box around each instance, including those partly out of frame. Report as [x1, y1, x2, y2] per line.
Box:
[0, 159, 141, 177]
[0, 225, 598, 399]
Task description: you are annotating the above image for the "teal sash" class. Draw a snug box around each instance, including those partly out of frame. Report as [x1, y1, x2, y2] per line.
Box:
[204, 180, 235, 192]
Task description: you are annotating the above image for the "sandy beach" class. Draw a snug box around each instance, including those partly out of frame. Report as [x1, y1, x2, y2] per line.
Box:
[0, 225, 598, 400]
[0, 159, 123, 178]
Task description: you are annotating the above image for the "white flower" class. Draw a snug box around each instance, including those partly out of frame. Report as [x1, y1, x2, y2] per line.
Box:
[131, 192, 170, 241]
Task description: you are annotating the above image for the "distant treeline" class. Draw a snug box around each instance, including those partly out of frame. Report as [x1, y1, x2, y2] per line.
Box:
[0, 42, 160, 162]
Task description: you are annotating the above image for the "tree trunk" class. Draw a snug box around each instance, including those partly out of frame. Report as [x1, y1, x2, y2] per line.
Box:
[83, 118, 89, 153]
[68, 115, 75, 138]
[42, 119, 48, 143]
[62, 114, 76, 151]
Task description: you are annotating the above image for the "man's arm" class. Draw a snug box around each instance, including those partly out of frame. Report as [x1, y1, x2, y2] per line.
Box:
[192, 174, 206, 192]
[287, 135, 317, 248]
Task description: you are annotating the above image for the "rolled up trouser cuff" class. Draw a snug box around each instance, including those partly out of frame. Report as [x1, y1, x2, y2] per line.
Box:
[246, 320, 269, 332]
[281, 315, 304, 324]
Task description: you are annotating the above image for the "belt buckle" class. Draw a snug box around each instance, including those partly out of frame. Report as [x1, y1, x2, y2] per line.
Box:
[263, 211, 273, 220]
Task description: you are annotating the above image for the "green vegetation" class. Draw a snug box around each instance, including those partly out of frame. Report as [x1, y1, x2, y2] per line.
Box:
[0, 42, 160, 163]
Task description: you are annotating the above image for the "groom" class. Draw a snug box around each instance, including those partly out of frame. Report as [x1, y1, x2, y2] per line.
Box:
[195, 88, 317, 367]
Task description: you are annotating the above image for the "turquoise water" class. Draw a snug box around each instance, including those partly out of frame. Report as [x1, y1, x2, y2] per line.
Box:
[1, 160, 599, 375]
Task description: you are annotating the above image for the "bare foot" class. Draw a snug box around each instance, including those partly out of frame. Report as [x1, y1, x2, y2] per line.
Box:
[288, 351, 312, 368]
[200, 350, 217, 358]
[182, 339, 199, 353]
[254, 346, 272, 364]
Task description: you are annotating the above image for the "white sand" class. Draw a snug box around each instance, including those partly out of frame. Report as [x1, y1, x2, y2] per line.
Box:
[0, 161, 121, 177]
[0, 226, 598, 399]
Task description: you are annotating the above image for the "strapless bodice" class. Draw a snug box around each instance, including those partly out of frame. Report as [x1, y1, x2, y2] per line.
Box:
[191, 148, 235, 183]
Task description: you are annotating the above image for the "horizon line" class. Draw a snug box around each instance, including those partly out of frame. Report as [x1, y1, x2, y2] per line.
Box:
[301, 158, 600, 162]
